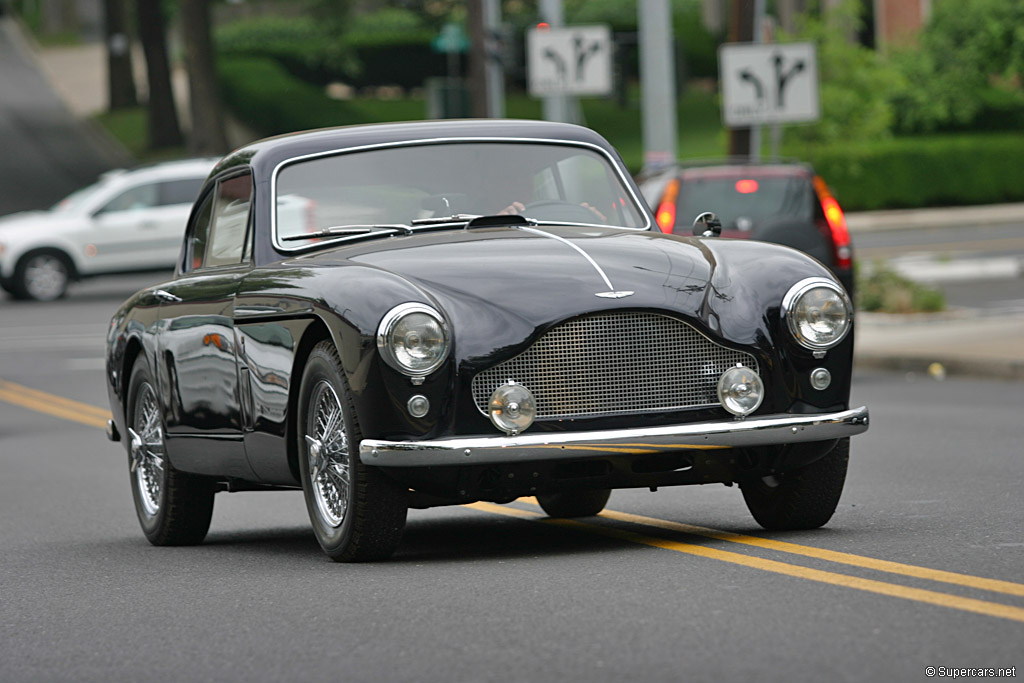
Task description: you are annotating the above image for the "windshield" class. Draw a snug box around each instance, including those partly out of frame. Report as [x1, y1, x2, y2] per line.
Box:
[274, 141, 647, 249]
[676, 174, 813, 231]
[50, 176, 116, 213]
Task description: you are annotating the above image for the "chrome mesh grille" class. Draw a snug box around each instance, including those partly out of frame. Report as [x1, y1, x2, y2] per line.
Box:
[471, 312, 759, 419]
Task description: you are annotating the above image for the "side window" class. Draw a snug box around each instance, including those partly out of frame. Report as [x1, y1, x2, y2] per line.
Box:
[186, 193, 214, 272]
[204, 173, 252, 268]
[158, 177, 204, 207]
[96, 183, 158, 214]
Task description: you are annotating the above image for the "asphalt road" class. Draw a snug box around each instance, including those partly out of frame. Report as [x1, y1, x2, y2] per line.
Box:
[854, 221, 1024, 311]
[1, 286, 1021, 683]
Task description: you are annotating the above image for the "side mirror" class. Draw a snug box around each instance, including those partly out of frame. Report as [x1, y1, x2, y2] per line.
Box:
[692, 211, 722, 237]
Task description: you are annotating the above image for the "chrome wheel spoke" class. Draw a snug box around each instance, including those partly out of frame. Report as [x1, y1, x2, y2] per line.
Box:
[132, 382, 164, 517]
[306, 380, 351, 528]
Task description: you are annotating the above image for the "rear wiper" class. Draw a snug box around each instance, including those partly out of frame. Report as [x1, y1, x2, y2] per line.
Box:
[280, 224, 412, 242]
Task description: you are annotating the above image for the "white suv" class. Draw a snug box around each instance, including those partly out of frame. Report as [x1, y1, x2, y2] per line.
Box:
[0, 158, 216, 301]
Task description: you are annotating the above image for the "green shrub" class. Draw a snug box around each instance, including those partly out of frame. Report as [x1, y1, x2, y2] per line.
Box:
[801, 133, 1024, 210]
[857, 261, 945, 314]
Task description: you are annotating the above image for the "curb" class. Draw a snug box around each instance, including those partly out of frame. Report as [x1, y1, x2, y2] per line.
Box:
[847, 203, 1024, 233]
[854, 354, 1024, 382]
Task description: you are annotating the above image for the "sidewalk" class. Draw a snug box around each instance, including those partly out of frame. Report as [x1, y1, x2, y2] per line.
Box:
[855, 311, 1024, 381]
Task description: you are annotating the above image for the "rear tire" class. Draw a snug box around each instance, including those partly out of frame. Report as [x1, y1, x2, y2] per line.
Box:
[297, 341, 407, 562]
[740, 438, 849, 530]
[536, 489, 611, 518]
[126, 357, 215, 545]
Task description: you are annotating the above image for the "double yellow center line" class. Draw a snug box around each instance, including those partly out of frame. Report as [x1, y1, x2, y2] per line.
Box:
[466, 501, 1024, 624]
[3, 376, 1022, 623]
[0, 378, 111, 429]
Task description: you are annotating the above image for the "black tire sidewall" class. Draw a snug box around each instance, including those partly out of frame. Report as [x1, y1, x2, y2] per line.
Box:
[126, 358, 168, 539]
[297, 345, 360, 556]
[741, 438, 850, 530]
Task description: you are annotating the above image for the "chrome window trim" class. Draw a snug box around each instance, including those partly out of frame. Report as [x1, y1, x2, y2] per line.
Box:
[270, 136, 652, 252]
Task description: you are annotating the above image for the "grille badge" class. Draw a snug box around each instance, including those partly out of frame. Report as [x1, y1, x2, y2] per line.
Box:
[595, 290, 634, 299]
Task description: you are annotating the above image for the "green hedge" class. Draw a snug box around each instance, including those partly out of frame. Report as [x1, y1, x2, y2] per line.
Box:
[216, 14, 446, 90]
[805, 133, 1024, 211]
[218, 56, 429, 136]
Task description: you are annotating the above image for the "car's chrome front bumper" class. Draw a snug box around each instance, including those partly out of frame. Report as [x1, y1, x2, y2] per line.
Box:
[359, 406, 869, 467]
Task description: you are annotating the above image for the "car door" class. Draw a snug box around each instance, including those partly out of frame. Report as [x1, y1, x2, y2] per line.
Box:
[155, 171, 256, 479]
[87, 175, 205, 273]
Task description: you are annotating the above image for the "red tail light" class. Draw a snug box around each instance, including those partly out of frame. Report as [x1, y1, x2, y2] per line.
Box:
[813, 176, 852, 269]
[655, 178, 679, 233]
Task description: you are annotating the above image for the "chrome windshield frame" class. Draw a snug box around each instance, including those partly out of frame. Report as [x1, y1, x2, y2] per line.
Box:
[270, 137, 653, 253]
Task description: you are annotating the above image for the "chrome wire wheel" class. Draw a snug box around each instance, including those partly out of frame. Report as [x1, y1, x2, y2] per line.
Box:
[22, 253, 69, 301]
[304, 379, 351, 528]
[129, 381, 165, 517]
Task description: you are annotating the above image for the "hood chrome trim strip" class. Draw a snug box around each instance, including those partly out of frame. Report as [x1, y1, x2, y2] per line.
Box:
[517, 225, 618, 293]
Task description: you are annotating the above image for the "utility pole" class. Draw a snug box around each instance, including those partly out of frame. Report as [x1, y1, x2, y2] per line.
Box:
[639, 0, 678, 172]
[467, 0, 488, 117]
[538, 0, 574, 124]
[483, 0, 505, 118]
[727, 0, 755, 158]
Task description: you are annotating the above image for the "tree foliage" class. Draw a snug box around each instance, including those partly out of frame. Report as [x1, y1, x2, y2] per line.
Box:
[782, 1, 900, 146]
[888, 0, 1024, 133]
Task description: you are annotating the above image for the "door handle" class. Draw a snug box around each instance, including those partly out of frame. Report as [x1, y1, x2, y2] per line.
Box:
[153, 289, 181, 303]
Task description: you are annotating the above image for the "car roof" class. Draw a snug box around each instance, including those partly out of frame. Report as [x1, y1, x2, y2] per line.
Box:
[213, 119, 626, 180]
[678, 163, 814, 181]
[100, 157, 219, 185]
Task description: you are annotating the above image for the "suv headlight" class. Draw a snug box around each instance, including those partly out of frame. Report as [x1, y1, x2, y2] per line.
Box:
[782, 277, 852, 351]
[376, 303, 449, 376]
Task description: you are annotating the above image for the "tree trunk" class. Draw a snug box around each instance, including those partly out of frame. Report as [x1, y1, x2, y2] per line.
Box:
[104, 0, 137, 110]
[180, 0, 228, 155]
[136, 0, 183, 149]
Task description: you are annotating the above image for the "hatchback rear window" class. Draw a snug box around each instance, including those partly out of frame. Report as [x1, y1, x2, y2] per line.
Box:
[676, 175, 813, 231]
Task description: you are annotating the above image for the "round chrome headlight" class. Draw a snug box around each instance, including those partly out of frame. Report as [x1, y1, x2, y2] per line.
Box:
[377, 303, 449, 377]
[717, 365, 764, 417]
[782, 278, 852, 351]
[488, 382, 536, 435]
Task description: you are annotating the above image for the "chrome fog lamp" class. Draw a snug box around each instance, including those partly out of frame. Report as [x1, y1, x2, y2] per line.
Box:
[377, 303, 449, 377]
[783, 277, 852, 351]
[488, 381, 536, 435]
[717, 364, 764, 417]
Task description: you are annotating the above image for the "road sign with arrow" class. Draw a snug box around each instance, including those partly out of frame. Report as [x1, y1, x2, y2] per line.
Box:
[527, 25, 612, 97]
[719, 42, 819, 127]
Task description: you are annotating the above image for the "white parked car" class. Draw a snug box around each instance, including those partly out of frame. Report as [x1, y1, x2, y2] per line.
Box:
[0, 158, 216, 301]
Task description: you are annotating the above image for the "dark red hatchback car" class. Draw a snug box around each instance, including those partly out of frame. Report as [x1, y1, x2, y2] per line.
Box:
[640, 162, 855, 295]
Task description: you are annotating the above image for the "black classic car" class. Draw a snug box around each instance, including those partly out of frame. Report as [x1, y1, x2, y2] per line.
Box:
[105, 120, 869, 562]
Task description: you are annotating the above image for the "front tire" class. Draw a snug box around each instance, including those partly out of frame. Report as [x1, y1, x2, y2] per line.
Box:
[536, 489, 611, 518]
[12, 250, 72, 301]
[297, 341, 407, 562]
[740, 438, 849, 530]
[126, 357, 215, 545]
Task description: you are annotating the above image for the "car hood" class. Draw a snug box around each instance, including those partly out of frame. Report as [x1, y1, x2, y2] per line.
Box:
[0, 210, 76, 235]
[306, 224, 833, 364]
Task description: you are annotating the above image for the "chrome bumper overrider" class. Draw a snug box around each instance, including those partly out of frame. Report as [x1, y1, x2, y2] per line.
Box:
[359, 406, 869, 467]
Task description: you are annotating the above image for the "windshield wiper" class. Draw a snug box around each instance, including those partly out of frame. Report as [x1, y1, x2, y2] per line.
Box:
[280, 224, 412, 242]
[409, 214, 481, 226]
